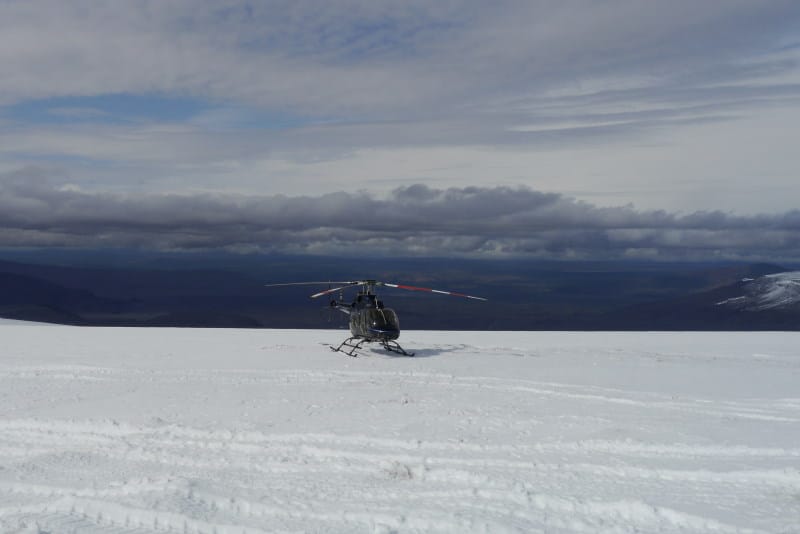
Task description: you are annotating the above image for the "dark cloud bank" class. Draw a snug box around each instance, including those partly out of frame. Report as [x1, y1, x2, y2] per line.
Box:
[2, 170, 799, 261]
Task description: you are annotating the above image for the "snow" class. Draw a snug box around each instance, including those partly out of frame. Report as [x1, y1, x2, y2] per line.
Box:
[0, 318, 52, 326]
[1, 325, 799, 533]
[719, 271, 800, 310]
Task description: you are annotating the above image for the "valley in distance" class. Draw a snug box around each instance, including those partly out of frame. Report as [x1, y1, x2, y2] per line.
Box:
[0, 249, 798, 330]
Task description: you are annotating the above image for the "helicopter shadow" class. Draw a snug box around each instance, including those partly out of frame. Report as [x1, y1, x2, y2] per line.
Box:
[378, 344, 465, 358]
[319, 340, 469, 359]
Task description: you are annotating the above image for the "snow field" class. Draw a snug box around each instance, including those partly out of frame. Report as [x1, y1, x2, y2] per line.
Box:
[1, 326, 799, 533]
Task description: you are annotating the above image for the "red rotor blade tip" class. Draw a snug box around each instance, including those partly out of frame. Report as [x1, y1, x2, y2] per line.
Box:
[384, 282, 486, 301]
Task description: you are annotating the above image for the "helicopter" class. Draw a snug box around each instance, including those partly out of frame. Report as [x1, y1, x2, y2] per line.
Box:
[264, 280, 486, 357]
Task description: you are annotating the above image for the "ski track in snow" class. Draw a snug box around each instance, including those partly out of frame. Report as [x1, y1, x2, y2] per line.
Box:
[1, 327, 799, 533]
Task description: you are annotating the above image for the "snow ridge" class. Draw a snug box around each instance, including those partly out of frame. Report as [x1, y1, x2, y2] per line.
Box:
[718, 271, 800, 310]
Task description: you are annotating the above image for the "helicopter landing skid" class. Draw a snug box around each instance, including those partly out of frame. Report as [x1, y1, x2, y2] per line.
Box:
[329, 337, 415, 357]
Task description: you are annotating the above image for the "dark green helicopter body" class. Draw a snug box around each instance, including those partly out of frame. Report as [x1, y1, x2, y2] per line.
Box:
[266, 279, 485, 357]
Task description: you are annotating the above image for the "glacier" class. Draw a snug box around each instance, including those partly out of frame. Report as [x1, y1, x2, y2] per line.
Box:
[1, 322, 798, 533]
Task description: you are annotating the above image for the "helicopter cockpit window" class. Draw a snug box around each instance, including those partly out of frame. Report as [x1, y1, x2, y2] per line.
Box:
[365, 308, 399, 330]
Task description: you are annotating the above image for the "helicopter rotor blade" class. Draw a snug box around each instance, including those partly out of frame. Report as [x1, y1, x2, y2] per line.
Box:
[264, 281, 357, 288]
[266, 279, 485, 300]
[379, 282, 487, 301]
[309, 282, 365, 299]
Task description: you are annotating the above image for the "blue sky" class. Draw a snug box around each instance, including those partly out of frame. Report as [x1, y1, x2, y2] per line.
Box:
[6, 94, 205, 124]
[5, 93, 318, 131]
[1, 0, 799, 258]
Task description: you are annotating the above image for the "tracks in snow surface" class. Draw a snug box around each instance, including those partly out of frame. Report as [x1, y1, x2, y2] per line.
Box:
[2, 418, 798, 533]
[1, 328, 799, 532]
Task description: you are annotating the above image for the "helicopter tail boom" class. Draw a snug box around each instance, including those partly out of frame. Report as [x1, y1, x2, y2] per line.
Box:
[330, 301, 352, 315]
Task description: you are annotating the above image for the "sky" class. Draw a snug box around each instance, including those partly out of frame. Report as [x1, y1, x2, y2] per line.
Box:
[1, 0, 799, 260]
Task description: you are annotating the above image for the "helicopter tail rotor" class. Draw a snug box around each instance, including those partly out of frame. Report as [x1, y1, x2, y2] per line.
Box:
[321, 297, 335, 323]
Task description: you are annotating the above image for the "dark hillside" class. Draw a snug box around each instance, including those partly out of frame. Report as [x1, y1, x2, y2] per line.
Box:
[0, 254, 795, 330]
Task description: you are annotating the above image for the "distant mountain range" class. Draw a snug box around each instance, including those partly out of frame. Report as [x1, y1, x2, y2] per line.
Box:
[0, 253, 797, 330]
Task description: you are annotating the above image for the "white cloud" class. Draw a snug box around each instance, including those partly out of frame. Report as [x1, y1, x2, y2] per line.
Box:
[0, 0, 798, 218]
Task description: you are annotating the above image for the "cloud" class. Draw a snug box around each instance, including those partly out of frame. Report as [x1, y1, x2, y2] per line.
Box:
[1, 2, 799, 216]
[1, 1, 798, 121]
[2, 168, 799, 260]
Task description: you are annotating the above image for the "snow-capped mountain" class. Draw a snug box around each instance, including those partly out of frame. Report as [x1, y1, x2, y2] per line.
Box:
[717, 271, 800, 311]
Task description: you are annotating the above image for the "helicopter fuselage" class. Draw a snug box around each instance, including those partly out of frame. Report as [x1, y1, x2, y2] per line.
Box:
[334, 292, 401, 341]
[265, 279, 484, 357]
